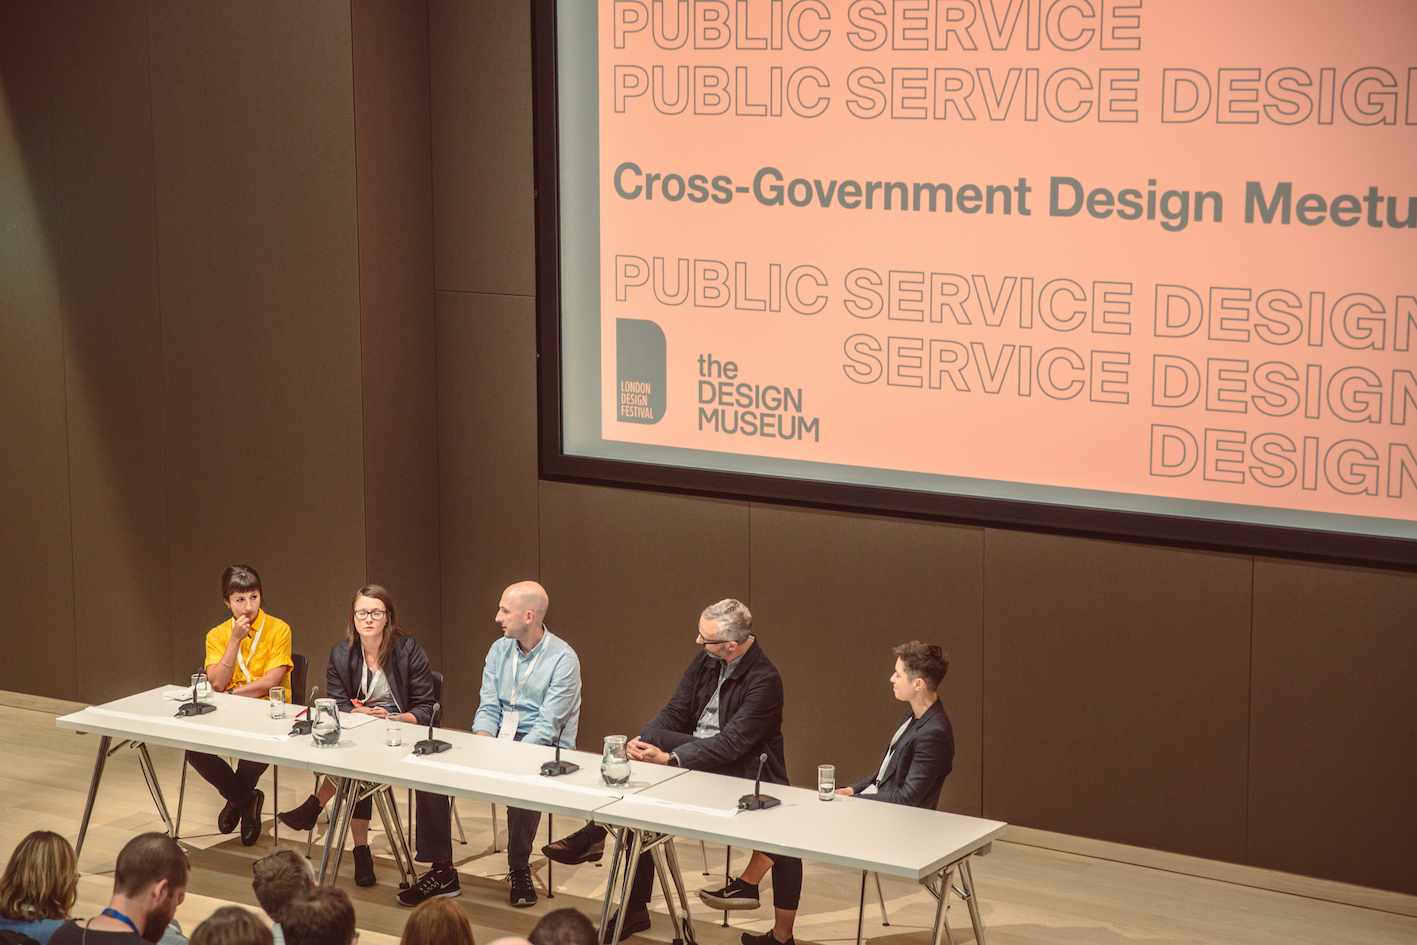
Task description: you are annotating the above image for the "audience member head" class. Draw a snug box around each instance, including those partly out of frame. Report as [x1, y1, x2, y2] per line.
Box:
[251, 849, 316, 925]
[190, 906, 273, 945]
[700, 599, 752, 642]
[893, 641, 950, 692]
[221, 566, 262, 602]
[398, 897, 474, 945]
[280, 888, 356, 945]
[529, 908, 596, 945]
[112, 832, 189, 943]
[0, 830, 77, 922]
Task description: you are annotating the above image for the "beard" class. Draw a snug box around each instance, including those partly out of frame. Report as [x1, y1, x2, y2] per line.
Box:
[141, 898, 178, 943]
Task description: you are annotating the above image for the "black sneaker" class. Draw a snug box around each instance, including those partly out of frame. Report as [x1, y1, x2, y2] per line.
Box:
[699, 877, 761, 910]
[278, 794, 322, 832]
[217, 799, 240, 835]
[397, 867, 461, 906]
[741, 932, 793, 945]
[542, 822, 608, 865]
[353, 844, 376, 887]
[601, 908, 650, 943]
[509, 866, 537, 907]
[239, 789, 264, 846]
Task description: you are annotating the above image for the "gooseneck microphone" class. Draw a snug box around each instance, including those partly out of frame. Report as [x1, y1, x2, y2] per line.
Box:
[737, 752, 781, 811]
[290, 685, 318, 735]
[413, 702, 452, 755]
[540, 719, 579, 777]
[176, 668, 216, 717]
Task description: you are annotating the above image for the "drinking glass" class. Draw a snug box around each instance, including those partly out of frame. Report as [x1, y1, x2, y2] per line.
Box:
[818, 764, 835, 801]
[269, 686, 286, 719]
[385, 712, 403, 747]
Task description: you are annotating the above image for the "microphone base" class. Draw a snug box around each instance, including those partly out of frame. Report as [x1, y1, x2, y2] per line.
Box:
[737, 793, 781, 811]
[413, 739, 452, 756]
[175, 702, 216, 717]
[540, 760, 580, 777]
[289, 720, 314, 736]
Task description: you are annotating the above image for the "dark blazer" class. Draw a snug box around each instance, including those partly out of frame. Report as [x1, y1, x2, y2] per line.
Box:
[641, 640, 788, 785]
[325, 634, 437, 727]
[850, 700, 954, 808]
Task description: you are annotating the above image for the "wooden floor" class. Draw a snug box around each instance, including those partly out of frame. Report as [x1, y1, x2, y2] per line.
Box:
[5, 693, 1416, 945]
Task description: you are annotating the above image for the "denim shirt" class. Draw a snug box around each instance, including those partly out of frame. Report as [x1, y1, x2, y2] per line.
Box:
[472, 627, 582, 749]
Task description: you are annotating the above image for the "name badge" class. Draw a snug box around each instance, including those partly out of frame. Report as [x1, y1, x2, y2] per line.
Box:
[498, 710, 520, 739]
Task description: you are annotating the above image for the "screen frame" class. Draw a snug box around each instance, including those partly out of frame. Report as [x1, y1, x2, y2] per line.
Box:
[529, 0, 1417, 571]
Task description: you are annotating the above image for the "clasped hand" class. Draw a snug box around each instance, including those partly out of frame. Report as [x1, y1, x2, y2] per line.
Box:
[627, 736, 668, 764]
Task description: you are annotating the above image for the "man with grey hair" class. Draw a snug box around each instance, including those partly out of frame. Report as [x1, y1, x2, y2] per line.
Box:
[542, 599, 797, 943]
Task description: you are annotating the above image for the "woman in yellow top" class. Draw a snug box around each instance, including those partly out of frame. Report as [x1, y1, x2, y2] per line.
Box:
[187, 565, 293, 846]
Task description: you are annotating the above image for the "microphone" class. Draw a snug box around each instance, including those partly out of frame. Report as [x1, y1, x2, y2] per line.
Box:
[176, 668, 216, 717]
[539, 719, 579, 777]
[289, 685, 318, 735]
[413, 702, 451, 755]
[737, 752, 780, 811]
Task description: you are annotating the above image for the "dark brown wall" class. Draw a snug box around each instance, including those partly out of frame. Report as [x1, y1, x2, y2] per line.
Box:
[2, 0, 1413, 899]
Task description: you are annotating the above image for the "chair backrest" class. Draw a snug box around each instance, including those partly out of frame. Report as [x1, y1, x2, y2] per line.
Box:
[430, 670, 443, 724]
[288, 653, 309, 704]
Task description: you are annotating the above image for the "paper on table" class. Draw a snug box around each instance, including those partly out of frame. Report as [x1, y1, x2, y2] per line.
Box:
[163, 688, 198, 701]
[402, 754, 629, 801]
[338, 712, 379, 729]
[83, 706, 291, 741]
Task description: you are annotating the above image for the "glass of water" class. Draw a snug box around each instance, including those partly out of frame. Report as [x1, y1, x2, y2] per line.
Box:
[601, 735, 631, 786]
[269, 686, 286, 719]
[385, 712, 403, 747]
[818, 764, 835, 801]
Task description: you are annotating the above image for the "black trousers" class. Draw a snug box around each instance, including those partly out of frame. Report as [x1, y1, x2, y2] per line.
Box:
[346, 789, 453, 863]
[624, 729, 804, 912]
[187, 751, 266, 806]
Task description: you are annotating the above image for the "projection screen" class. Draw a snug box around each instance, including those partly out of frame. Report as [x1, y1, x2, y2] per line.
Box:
[533, 0, 1417, 566]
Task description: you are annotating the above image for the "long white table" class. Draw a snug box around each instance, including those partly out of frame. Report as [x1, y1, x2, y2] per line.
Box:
[58, 689, 1006, 945]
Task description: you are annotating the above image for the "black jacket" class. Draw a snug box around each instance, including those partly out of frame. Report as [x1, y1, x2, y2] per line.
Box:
[641, 640, 788, 785]
[325, 634, 437, 727]
[850, 699, 954, 808]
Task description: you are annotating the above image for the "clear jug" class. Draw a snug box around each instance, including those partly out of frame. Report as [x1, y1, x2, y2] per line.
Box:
[312, 697, 341, 748]
[600, 735, 631, 786]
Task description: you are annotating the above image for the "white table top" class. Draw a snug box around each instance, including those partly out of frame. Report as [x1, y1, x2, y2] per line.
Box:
[595, 766, 1007, 881]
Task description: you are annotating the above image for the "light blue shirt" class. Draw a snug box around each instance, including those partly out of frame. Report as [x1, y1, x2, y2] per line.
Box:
[472, 627, 581, 749]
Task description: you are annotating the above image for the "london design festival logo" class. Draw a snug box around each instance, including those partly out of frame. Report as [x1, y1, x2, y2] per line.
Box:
[617, 318, 665, 424]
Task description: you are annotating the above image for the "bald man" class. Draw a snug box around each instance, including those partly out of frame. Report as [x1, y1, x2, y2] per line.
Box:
[473, 581, 583, 907]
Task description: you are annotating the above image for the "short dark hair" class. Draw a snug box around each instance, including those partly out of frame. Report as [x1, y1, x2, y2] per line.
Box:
[222, 566, 262, 601]
[113, 833, 188, 899]
[252, 849, 315, 924]
[530, 908, 596, 945]
[191, 906, 273, 945]
[281, 888, 355, 945]
[893, 642, 950, 692]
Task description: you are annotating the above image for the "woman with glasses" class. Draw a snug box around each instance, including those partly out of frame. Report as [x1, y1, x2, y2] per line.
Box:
[278, 585, 456, 905]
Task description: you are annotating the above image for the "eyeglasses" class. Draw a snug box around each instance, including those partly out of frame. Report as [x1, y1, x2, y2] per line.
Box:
[696, 633, 731, 646]
[354, 610, 387, 620]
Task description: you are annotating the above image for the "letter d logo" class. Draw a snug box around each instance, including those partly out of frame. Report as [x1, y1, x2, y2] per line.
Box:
[616, 318, 666, 424]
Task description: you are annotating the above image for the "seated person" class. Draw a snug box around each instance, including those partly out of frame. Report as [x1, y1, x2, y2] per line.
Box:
[186, 566, 293, 846]
[529, 909, 596, 945]
[544, 600, 800, 945]
[188, 908, 270, 945]
[709, 642, 955, 945]
[49, 833, 188, 945]
[279, 890, 355, 945]
[397, 899, 474, 945]
[277, 586, 456, 906]
[251, 850, 316, 945]
[0, 831, 78, 945]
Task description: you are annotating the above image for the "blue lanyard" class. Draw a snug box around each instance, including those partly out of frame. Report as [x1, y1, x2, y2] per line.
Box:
[100, 908, 141, 936]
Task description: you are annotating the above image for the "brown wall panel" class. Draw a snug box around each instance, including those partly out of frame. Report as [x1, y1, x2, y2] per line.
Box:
[0, 3, 77, 699]
[1248, 559, 1417, 894]
[429, 0, 534, 295]
[435, 289, 540, 728]
[147, 1, 367, 677]
[538, 482, 750, 752]
[983, 530, 1253, 862]
[49, 1, 172, 702]
[748, 505, 985, 809]
[352, 0, 442, 661]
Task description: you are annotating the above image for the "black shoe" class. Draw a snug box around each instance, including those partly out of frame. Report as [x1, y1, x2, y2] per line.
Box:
[397, 867, 461, 906]
[741, 932, 793, 945]
[353, 845, 376, 887]
[278, 794, 322, 832]
[699, 877, 761, 910]
[542, 822, 608, 865]
[509, 866, 537, 907]
[217, 800, 240, 835]
[239, 789, 264, 846]
[602, 908, 650, 943]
